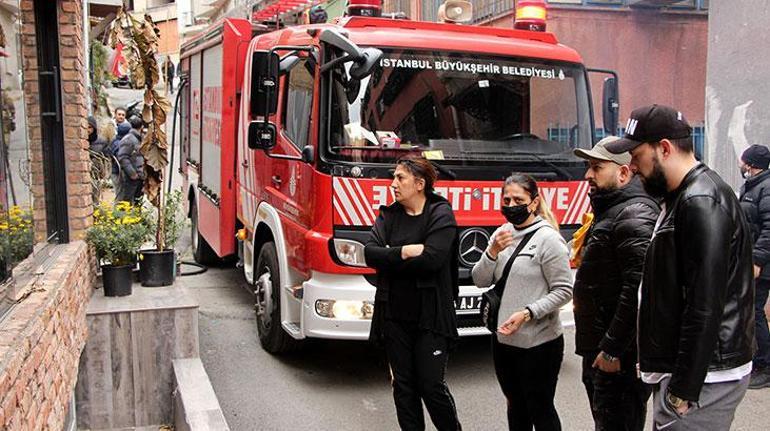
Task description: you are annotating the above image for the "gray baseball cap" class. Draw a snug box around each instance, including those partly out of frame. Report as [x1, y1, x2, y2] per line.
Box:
[574, 136, 632, 165]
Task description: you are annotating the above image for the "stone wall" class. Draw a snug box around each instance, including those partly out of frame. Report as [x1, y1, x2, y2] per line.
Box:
[0, 242, 95, 429]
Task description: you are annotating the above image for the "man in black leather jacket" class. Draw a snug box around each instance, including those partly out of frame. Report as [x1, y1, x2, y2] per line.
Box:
[607, 105, 754, 430]
[573, 136, 659, 430]
[739, 144, 770, 389]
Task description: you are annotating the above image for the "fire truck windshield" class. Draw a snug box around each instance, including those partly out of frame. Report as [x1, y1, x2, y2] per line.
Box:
[324, 49, 592, 167]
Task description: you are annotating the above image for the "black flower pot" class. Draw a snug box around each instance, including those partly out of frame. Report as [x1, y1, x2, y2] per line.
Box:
[138, 249, 177, 287]
[102, 264, 133, 297]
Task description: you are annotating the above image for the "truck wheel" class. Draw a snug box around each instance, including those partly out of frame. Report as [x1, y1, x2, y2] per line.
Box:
[254, 242, 300, 354]
[191, 199, 218, 265]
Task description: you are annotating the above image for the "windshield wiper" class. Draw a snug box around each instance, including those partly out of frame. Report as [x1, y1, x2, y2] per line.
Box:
[430, 161, 457, 180]
[514, 152, 574, 181]
[331, 145, 417, 151]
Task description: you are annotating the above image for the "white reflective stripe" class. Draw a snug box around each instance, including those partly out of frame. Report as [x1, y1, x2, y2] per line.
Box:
[333, 178, 363, 225]
[341, 178, 372, 225]
[351, 177, 377, 221]
[562, 181, 587, 225]
[576, 189, 592, 223]
[332, 196, 351, 226]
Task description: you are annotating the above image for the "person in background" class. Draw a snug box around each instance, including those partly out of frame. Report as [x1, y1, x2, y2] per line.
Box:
[88, 116, 113, 155]
[113, 107, 127, 127]
[606, 104, 754, 430]
[472, 173, 572, 431]
[164, 58, 175, 93]
[110, 121, 131, 199]
[309, 5, 328, 24]
[364, 155, 461, 431]
[116, 116, 145, 204]
[738, 144, 770, 389]
[572, 136, 658, 430]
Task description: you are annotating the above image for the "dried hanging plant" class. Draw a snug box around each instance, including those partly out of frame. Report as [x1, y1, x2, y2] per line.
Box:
[109, 8, 171, 250]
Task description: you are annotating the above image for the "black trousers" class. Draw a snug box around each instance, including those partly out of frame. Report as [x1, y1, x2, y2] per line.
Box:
[117, 177, 143, 204]
[492, 336, 563, 431]
[383, 320, 460, 431]
[580, 354, 651, 431]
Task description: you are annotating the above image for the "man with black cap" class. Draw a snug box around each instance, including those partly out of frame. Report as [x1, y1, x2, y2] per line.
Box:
[573, 136, 659, 430]
[739, 144, 770, 389]
[605, 104, 754, 430]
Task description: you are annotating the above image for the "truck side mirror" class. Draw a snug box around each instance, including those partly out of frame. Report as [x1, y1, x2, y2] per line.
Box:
[248, 121, 277, 150]
[250, 51, 279, 118]
[301, 145, 314, 164]
[602, 77, 619, 135]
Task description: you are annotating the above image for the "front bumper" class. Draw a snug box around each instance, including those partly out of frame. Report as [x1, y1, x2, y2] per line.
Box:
[299, 272, 491, 340]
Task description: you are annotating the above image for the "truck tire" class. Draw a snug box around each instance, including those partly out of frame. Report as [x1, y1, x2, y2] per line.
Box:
[191, 199, 218, 265]
[254, 241, 300, 354]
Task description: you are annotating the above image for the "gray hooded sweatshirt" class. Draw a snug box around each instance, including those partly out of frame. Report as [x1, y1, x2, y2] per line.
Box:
[471, 218, 573, 348]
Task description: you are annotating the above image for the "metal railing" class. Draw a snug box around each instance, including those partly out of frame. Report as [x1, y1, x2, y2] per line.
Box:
[471, 0, 515, 23]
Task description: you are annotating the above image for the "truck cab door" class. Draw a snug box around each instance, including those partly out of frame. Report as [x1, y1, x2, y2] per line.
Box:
[267, 55, 316, 274]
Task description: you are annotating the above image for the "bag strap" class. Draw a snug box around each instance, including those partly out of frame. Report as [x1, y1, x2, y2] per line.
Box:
[492, 226, 543, 297]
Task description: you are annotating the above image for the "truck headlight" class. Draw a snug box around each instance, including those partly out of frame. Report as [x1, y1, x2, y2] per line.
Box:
[315, 300, 374, 320]
[333, 239, 367, 267]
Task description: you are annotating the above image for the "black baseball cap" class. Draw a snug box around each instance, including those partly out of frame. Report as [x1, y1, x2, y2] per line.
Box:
[605, 104, 692, 154]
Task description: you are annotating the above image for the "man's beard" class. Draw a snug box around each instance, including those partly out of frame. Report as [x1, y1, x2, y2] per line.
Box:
[588, 180, 618, 196]
[640, 156, 668, 198]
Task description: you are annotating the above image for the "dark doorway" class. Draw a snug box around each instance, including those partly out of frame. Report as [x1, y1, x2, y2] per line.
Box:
[34, 0, 69, 243]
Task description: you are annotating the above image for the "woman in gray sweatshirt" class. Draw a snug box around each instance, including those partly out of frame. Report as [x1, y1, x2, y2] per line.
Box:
[471, 173, 573, 431]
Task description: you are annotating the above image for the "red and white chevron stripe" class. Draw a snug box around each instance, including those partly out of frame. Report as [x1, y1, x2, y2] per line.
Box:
[333, 177, 376, 226]
[559, 181, 591, 225]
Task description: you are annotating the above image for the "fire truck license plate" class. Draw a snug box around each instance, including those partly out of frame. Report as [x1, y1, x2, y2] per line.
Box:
[456, 295, 482, 311]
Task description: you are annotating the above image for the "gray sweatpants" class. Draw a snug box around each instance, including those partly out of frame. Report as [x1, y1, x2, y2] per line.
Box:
[651, 374, 749, 430]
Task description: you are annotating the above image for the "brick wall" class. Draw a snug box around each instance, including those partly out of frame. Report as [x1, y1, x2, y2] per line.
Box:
[0, 242, 95, 430]
[20, 0, 93, 242]
[0, 0, 97, 429]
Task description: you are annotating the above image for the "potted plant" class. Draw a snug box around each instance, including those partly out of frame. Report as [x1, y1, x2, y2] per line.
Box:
[86, 201, 149, 296]
[139, 190, 183, 286]
[110, 9, 174, 286]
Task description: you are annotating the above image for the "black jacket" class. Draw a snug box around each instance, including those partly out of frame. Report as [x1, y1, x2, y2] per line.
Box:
[364, 193, 459, 346]
[639, 163, 754, 402]
[739, 169, 770, 280]
[574, 177, 659, 359]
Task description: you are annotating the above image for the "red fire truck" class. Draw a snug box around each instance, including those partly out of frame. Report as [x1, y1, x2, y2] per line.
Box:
[179, 1, 618, 353]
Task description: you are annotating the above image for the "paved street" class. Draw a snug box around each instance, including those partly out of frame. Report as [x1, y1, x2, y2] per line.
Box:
[175, 259, 770, 431]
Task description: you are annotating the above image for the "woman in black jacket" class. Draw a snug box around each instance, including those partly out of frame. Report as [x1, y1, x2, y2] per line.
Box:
[364, 155, 461, 431]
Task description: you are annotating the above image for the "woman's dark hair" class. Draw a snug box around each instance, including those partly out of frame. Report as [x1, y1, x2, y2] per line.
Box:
[503, 173, 539, 200]
[503, 172, 559, 230]
[396, 155, 438, 193]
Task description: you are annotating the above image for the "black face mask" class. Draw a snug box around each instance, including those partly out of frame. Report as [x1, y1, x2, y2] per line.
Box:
[501, 204, 531, 226]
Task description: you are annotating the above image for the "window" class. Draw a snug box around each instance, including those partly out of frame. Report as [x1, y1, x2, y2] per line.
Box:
[283, 59, 315, 149]
[1, 0, 34, 317]
[670, 0, 696, 8]
[325, 49, 593, 167]
[471, 0, 514, 23]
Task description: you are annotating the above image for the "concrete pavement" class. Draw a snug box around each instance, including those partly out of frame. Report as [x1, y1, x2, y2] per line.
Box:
[175, 259, 770, 431]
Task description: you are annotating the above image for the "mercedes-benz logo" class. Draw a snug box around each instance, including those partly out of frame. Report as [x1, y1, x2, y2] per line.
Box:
[458, 228, 490, 267]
